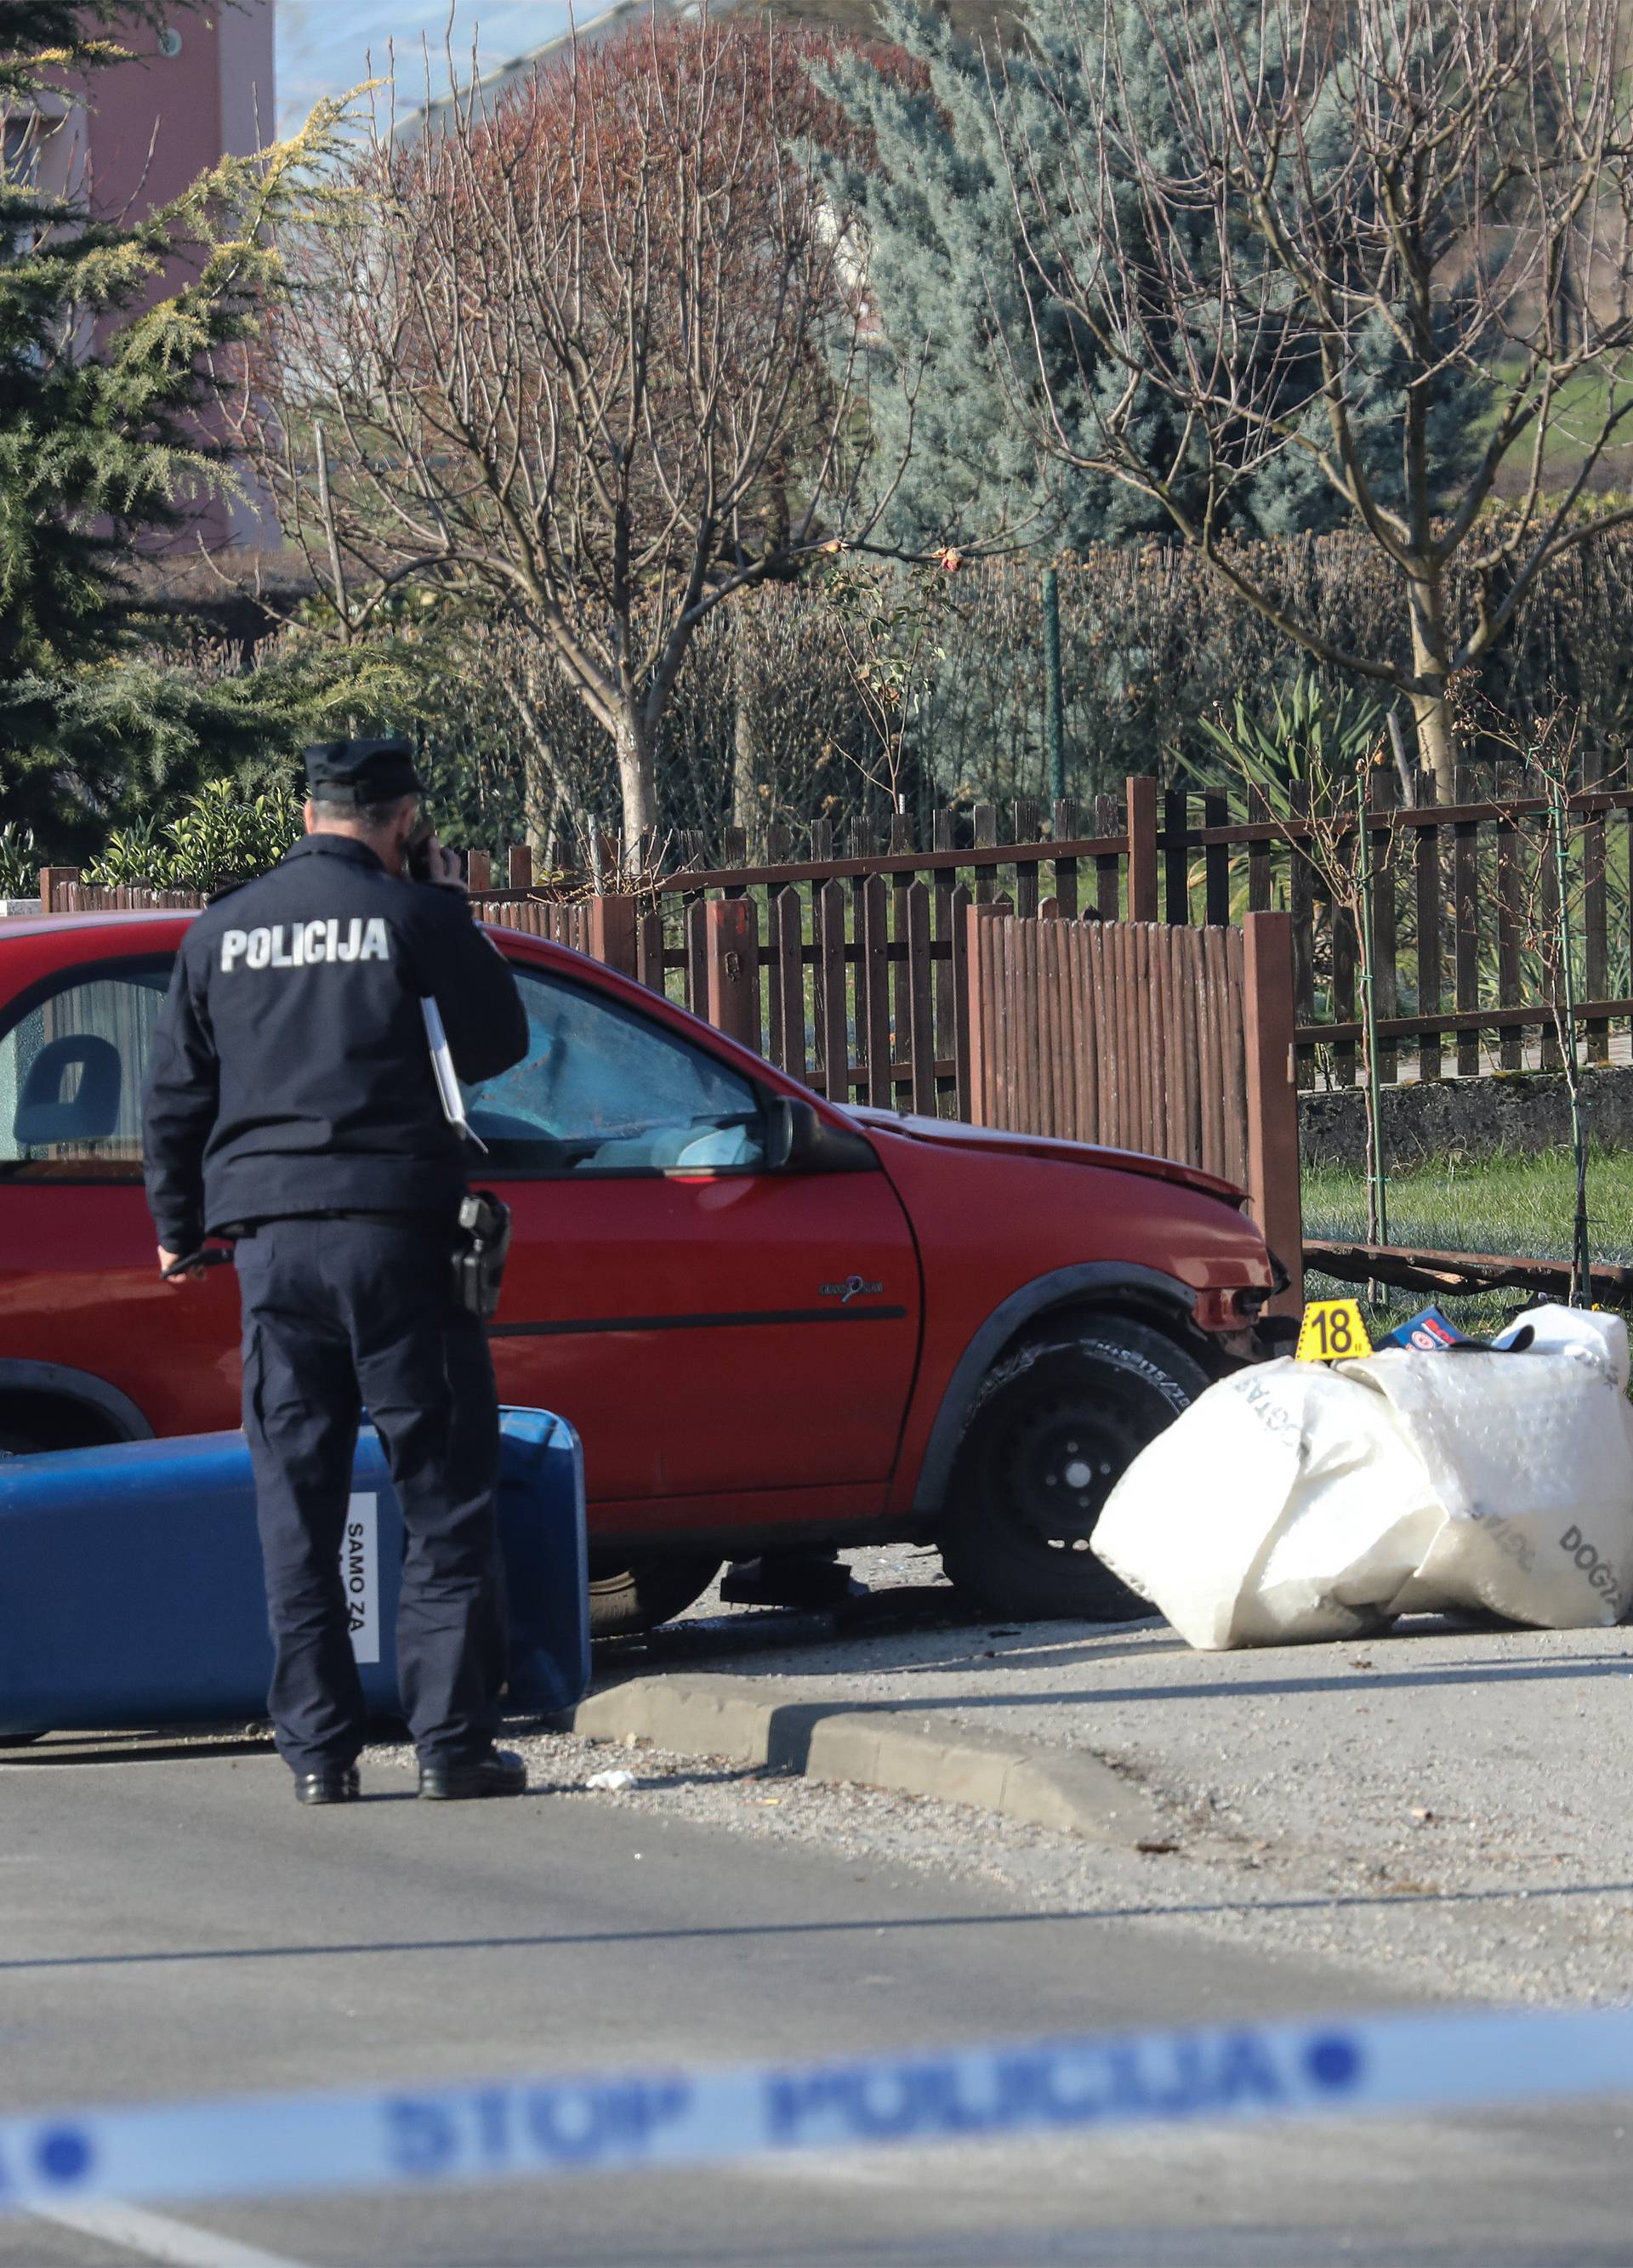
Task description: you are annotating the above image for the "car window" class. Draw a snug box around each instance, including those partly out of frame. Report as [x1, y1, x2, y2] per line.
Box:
[464, 964, 766, 1174]
[0, 963, 172, 1179]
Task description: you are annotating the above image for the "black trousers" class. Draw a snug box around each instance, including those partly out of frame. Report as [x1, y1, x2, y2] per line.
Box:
[236, 1214, 504, 1776]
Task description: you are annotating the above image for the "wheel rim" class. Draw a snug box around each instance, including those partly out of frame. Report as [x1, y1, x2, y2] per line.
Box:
[979, 1379, 1162, 1558]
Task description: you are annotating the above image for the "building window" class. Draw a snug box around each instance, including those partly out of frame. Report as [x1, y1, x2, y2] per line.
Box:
[4, 114, 43, 257]
[3, 116, 42, 188]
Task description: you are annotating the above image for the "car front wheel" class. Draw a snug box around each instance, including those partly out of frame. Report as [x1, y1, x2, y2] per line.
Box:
[939, 1316, 1209, 1622]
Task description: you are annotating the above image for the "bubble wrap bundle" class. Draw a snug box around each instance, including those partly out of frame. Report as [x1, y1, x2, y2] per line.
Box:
[1093, 1307, 1633, 1649]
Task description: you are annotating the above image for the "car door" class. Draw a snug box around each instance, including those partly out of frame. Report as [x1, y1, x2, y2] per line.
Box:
[0, 950, 242, 1439]
[466, 957, 922, 1517]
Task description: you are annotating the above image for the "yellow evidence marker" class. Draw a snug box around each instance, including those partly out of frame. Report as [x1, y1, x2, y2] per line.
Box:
[1294, 1299, 1374, 1363]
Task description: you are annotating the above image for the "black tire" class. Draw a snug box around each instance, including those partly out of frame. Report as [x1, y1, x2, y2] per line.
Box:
[588, 1553, 722, 1640]
[939, 1316, 1209, 1623]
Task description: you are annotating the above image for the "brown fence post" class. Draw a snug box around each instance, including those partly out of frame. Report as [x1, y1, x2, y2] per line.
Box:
[906, 880, 935, 1115]
[585, 893, 638, 978]
[467, 850, 492, 895]
[972, 804, 999, 904]
[508, 844, 533, 890]
[964, 903, 1004, 1126]
[818, 878, 850, 1104]
[39, 867, 77, 914]
[636, 909, 667, 996]
[772, 887, 807, 1083]
[1126, 778, 1159, 923]
[703, 895, 760, 1049]
[1243, 911, 1303, 1316]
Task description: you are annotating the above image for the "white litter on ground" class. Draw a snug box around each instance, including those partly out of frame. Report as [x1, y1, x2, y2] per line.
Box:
[584, 1767, 639, 1791]
[1093, 1305, 1633, 1649]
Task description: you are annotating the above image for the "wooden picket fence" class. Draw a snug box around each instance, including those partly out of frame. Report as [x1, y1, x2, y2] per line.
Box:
[477, 882, 969, 1115]
[467, 796, 1158, 1117]
[966, 910, 1303, 1306]
[39, 761, 1633, 1117]
[458, 768, 1633, 1093]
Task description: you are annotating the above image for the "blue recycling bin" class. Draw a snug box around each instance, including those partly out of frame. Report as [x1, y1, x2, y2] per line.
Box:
[0, 1407, 589, 1738]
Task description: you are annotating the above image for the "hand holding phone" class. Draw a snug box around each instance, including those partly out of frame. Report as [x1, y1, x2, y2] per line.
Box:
[406, 820, 436, 884]
[407, 823, 464, 891]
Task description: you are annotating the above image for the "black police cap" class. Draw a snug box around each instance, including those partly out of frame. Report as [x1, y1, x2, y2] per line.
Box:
[304, 738, 422, 806]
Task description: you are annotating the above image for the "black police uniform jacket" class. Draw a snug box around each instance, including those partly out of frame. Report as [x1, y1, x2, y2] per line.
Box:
[142, 835, 530, 1253]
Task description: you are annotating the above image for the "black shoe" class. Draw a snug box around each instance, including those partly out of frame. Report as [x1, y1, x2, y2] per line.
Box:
[293, 1765, 360, 1806]
[418, 1748, 527, 1801]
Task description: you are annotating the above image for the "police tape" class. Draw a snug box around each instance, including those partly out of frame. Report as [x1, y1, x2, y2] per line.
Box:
[5, 2003, 1633, 2214]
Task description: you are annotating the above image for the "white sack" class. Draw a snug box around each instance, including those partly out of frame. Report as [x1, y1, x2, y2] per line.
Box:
[1093, 1310, 1633, 1650]
[1091, 1360, 1439, 1650]
[1494, 1303, 1630, 1384]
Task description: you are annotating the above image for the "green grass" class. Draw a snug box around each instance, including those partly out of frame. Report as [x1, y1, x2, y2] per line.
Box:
[1477, 360, 1633, 497]
[1302, 1144, 1633, 1336]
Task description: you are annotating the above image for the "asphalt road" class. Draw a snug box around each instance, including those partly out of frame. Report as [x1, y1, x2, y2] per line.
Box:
[3, 1732, 1632, 2267]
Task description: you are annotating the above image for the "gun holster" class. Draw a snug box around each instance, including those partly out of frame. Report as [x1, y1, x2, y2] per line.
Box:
[452, 1191, 512, 1321]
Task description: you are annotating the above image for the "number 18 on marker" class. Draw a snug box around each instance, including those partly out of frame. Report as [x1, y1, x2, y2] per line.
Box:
[1294, 1299, 1374, 1363]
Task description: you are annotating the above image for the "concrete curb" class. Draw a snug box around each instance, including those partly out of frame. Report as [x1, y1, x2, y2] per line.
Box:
[568, 1673, 1158, 1845]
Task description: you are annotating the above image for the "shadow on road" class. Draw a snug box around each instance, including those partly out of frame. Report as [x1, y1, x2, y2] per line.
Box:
[0, 1731, 277, 1767]
[604, 1583, 980, 1666]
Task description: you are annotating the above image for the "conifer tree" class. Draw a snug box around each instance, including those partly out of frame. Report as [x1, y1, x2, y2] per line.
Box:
[822, 0, 1473, 554]
[0, 3, 356, 853]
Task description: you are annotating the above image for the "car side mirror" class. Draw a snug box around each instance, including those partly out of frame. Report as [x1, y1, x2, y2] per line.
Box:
[764, 1095, 877, 1174]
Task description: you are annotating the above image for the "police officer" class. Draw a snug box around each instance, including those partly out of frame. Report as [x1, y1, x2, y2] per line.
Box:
[142, 740, 532, 1807]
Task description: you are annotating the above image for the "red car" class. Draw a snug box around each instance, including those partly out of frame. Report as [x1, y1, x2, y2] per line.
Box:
[0, 910, 1288, 1634]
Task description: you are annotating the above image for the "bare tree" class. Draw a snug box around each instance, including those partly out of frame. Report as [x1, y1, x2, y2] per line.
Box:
[242, 14, 902, 846]
[821, 555, 957, 816]
[987, 0, 1633, 797]
[720, 589, 870, 839]
[1203, 678, 1394, 1248]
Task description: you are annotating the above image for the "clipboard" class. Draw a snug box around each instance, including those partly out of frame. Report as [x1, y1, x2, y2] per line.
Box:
[421, 997, 487, 1152]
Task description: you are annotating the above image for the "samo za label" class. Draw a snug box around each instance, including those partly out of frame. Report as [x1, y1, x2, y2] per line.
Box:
[341, 1492, 380, 1664]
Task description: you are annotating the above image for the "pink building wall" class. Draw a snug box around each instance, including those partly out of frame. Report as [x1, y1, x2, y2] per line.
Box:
[92, 7, 276, 213]
[35, 4, 278, 550]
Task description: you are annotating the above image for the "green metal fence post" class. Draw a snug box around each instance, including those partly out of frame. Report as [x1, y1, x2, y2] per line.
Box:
[1043, 567, 1065, 807]
[1356, 772, 1388, 1257]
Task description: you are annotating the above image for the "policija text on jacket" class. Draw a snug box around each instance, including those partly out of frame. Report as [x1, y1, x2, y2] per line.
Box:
[142, 833, 529, 1254]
